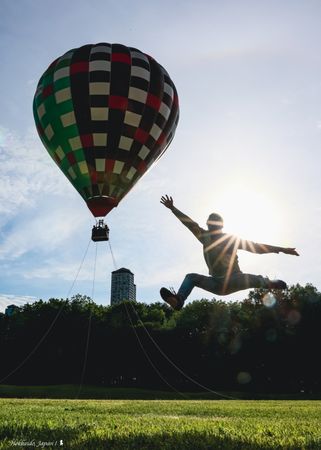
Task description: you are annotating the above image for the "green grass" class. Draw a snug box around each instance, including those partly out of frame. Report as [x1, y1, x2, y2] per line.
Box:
[0, 398, 321, 449]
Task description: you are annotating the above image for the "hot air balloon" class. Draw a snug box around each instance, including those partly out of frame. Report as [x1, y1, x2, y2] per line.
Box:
[33, 43, 179, 241]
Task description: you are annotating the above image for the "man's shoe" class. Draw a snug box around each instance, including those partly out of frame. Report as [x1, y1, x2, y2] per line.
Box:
[268, 279, 287, 290]
[160, 287, 184, 310]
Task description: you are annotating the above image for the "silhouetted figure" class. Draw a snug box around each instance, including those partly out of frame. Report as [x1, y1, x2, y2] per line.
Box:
[160, 195, 299, 310]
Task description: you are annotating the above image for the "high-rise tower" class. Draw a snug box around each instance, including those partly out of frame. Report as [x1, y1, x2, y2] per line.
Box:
[110, 268, 136, 305]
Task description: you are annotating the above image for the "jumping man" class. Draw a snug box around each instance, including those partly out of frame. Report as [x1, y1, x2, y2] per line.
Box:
[160, 195, 299, 310]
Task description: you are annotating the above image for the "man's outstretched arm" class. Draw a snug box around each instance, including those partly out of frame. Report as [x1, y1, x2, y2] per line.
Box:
[160, 195, 203, 240]
[239, 239, 299, 256]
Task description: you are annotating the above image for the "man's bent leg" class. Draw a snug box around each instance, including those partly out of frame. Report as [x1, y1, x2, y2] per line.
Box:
[221, 272, 284, 295]
[177, 273, 223, 301]
[173, 272, 286, 305]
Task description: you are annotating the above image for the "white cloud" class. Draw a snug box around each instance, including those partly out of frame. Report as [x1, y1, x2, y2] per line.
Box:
[0, 126, 73, 222]
[0, 126, 99, 300]
[0, 203, 87, 261]
[21, 250, 106, 283]
[0, 125, 91, 263]
[0, 293, 36, 313]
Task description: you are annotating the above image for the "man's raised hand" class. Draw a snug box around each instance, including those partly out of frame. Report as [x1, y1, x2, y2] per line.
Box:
[282, 248, 299, 256]
[160, 195, 174, 209]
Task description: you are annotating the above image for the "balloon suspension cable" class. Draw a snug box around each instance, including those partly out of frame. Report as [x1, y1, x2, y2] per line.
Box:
[108, 238, 186, 397]
[76, 241, 98, 399]
[123, 299, 189, 398]
[107, 239, 235, 400]
[0, 238, 92, 384]
[108, 240, 117, 271]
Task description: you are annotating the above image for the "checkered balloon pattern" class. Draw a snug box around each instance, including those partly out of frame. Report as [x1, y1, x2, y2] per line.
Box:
[33, 43, 179, 217]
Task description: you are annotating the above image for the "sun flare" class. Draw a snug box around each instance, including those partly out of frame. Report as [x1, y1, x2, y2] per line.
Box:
[200, 184, 287, 245]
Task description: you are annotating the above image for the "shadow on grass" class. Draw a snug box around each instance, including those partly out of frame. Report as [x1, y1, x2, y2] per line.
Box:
[80, 433, 288, 450]
[1, 384, 320, 400]
[0, 427, 301, 450]
[0, 425, 80, 449]
[0, 384, 230, 400]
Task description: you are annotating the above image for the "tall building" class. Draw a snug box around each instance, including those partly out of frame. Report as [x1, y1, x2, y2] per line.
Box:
[5, 304, 19, 316]
[110, 268, 136, 305]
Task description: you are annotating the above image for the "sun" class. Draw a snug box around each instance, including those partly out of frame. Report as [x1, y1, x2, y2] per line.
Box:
[201, 184, 287, 245]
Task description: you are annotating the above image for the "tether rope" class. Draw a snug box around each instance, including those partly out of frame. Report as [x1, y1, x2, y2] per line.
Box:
[0, 238, 92, 384]
[123, 301, 189, 399]
[107, 238, 235, 400]
[76, 241, 98, 398]
[108, 240, 186, 397]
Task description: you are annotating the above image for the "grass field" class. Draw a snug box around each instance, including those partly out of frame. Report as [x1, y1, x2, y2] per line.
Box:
[1, 397, 321, 449]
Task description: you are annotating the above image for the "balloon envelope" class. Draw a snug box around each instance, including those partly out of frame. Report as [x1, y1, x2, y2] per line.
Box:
[33, 43, 179, 217]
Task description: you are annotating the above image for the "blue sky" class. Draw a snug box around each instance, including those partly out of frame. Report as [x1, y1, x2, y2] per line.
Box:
[1, 0, 321, 311]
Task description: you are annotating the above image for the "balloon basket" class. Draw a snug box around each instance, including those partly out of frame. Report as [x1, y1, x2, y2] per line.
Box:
[92, 219, 109, 242]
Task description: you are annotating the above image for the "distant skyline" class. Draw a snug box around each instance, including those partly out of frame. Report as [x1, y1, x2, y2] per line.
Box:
[1, 0, 321, 312]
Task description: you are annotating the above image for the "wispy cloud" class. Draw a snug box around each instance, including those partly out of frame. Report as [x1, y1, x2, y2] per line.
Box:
[0, 126, 97, 297]
[0, 126, 73, 222]
[0, 125, 91, 259]
[0, 204, 87, 261]
[0, 293, 37, 313]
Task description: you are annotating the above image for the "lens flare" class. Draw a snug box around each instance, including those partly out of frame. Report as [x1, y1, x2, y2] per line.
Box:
[229, 336, 242, 354]
[287, 309, 301, 325]
[265, 328, 277, 342]
[237, 371, 252, 384]
[263, 292, 277, 308]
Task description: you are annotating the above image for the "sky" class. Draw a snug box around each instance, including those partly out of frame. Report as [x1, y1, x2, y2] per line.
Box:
[0, 0, 321, 312]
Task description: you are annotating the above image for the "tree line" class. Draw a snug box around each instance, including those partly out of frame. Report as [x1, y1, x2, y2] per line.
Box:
[1, 284, 321, 393]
